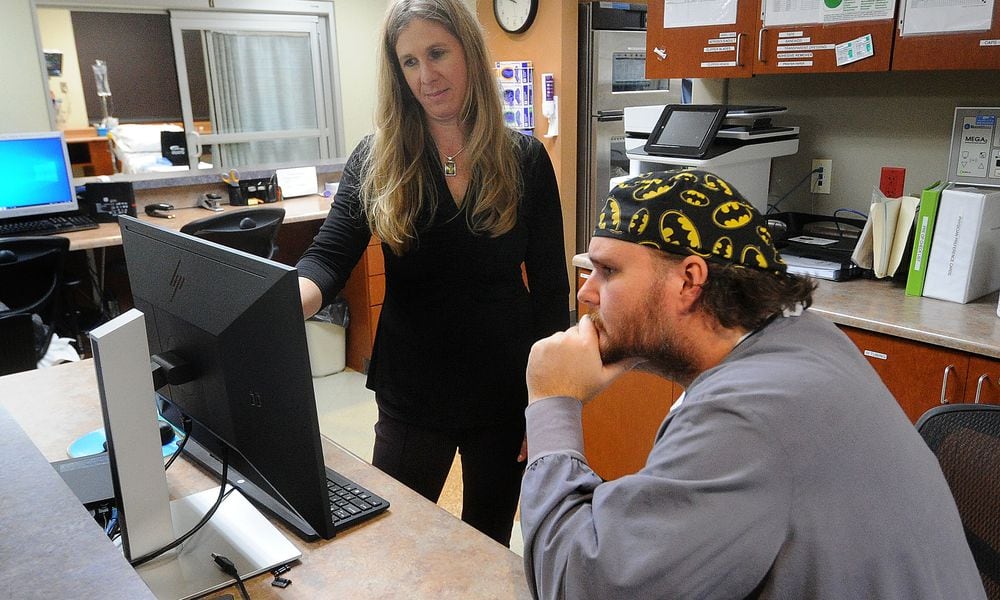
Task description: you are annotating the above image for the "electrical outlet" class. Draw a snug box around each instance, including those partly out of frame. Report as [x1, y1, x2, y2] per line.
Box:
[60, 81, 69, 93]
[879, 166, 906, 198]
[811, 159, 832, 194]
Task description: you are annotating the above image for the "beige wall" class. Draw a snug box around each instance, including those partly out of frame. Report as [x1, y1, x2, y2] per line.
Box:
[37, 8, 89, 130]
[727, 70, 1000, 215]
[334, 0, 389, 150]
[0, 0, 52, 132]
[477, 0, 578, 308]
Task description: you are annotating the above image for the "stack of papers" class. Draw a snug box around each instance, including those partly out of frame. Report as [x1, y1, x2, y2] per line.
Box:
[782, 254, 852, 281]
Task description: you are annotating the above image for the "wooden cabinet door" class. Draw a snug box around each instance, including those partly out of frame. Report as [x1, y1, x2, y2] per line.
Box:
[966, 355, 1000, 405]
[891, 1, 1000, 71]
[646, 0, 757, 79]
[582, 371, 677, 480]
[753, 20, 895, 74]
[841, 326, 969, 423]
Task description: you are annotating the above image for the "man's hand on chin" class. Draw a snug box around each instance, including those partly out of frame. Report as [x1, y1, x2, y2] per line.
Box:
[526, 315, 639, 405]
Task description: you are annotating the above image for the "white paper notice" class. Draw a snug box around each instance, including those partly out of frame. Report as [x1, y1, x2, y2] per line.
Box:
[276, 166, 318, 198]
[763, 0, 895, 26]
[663, 0, 738, 28]
[901, 0, 995, 35]
[835, 34, 875, 65]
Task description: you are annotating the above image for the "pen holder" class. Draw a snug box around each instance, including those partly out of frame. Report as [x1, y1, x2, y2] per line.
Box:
[228, 185, 247, 206]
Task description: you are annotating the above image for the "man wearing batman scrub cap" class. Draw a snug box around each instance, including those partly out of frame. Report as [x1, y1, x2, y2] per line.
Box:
[519, 170, 984, 599]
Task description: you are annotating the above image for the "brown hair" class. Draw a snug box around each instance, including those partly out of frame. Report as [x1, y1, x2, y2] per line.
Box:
[363, 0, 521, 255]
[654, 252, 817, 331]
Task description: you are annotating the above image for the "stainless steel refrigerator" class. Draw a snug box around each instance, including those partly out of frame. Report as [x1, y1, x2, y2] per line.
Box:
[576, 2, 682, 252]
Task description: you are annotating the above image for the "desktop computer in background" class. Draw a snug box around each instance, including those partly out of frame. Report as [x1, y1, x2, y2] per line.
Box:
[0, 131, 98, 236]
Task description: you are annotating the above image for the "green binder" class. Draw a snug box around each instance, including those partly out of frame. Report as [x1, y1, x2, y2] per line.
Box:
[904, 181, 946, 297]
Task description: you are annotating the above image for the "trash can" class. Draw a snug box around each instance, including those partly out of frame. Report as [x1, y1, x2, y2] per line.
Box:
[305, 298, 349, 377]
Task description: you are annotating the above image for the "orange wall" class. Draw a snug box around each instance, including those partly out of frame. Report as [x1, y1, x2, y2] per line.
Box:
[477, 0, 579, 309]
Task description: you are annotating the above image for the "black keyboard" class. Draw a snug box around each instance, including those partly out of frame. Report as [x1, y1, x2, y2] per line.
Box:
[0, 214, 100, 236]
[327, 467, 388, 529]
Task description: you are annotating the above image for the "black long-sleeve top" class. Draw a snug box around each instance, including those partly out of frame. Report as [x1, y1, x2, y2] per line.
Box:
[297, 133, 569, 429]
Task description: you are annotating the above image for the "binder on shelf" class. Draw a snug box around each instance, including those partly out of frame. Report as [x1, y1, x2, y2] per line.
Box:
[904, 181, 946, 297]
[851, 187, 919, 278]
[922, 186, 1000, 304]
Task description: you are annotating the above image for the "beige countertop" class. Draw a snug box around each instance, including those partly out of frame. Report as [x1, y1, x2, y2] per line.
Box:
[62, 195, 332, 251]
[0, 361, 530, 599]
[573, 253, 1000, 359]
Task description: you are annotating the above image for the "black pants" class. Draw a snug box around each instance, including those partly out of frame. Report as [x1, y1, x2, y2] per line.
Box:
[371, 405, 526, 546]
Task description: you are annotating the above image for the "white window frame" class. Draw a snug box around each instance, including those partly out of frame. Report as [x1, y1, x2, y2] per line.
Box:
[33, 0, 345, 170]
[170, 11, 334, 169]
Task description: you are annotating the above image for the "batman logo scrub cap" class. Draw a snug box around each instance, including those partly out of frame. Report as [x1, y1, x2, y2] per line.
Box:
[594, 169, 786, 274]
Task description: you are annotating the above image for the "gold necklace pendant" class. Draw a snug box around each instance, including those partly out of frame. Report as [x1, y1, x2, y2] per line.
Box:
[442, 143, 466, 178]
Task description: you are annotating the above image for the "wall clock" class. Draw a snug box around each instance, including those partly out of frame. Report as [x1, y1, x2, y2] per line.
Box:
[493, 0, 538, 34]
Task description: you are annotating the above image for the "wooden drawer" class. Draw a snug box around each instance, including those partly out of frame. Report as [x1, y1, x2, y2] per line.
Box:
[841, 326, 969, 422]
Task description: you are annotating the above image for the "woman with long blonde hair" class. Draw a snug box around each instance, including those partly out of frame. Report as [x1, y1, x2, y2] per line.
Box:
[297, 0, 568, 546]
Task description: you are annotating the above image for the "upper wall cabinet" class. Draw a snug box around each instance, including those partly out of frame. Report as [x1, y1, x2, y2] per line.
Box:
[646, 0, 758, 78]
[752, 20, 895, 75]
[891, 0, 1000, 70]
[645, 0, 1000, 76]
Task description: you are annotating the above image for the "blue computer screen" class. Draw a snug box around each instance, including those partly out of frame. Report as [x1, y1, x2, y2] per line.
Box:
[0, 132, 77, 219]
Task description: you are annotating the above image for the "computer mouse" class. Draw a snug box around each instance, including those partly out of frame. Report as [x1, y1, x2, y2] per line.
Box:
[0, 249, 16, 264]
[145, 203, 175, 219]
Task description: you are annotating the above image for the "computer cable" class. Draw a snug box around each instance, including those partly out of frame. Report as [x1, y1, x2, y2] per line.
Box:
[104, 507, 118, 536]
[831, 208, 869, 239]
[767, 166, 823, 214]
[162, 416, 193, 471]
[128, 447, 231, 568]
[212, 553, 251, 600]
[833, 208, 868, 220]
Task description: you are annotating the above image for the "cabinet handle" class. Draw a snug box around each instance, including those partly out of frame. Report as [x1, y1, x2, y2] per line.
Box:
[974, 373, 990, 404]
[736, 32, 745, 67]
[940, 364, 957, 404]
[758, 28, 767, 63]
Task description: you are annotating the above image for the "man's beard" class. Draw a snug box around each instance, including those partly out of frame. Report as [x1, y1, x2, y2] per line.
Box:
[589, 297, 698, 383]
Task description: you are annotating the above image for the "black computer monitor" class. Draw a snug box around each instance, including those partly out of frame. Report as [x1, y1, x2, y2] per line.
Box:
[0, 131, 78, 221]
[118, 215, 339, 540]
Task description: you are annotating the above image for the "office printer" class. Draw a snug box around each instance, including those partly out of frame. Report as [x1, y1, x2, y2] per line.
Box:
[624, 104, 800, 214]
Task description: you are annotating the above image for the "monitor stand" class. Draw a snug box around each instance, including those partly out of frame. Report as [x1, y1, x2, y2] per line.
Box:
[90, 309, 300, 600]
[136, 487, 301, 600]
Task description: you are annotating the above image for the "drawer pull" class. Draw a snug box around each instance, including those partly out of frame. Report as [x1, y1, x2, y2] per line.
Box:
[974, 373, 990, 404]
[758, 28, 767, 63]
[940, 364, 957, 404]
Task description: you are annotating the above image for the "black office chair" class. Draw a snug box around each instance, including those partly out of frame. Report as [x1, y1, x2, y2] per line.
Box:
[916, 403, 1000, 599]
[180, 207, 285, 259]
[0, 236, 70, 375]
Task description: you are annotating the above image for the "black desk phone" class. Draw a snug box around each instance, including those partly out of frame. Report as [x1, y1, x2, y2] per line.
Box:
[82, 182, 137, 222]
